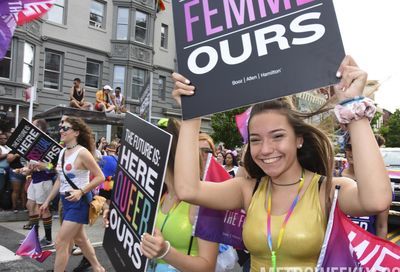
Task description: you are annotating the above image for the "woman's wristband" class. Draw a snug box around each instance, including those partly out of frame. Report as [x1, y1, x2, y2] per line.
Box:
[339, 96, 365, 106]
[334, 97, 376, 128]
[156, 241, 171, 259]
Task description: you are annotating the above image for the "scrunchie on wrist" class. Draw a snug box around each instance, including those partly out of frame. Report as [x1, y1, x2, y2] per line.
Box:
[334, 96, 376, 129]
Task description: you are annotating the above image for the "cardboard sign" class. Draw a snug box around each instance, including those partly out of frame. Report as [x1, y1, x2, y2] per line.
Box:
[103, 112, 172, 272]
[6, 118, 62, 165]
[172, 0, 345, 119]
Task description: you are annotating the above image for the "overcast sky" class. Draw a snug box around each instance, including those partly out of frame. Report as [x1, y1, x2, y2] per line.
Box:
[333, 0, 399, 113]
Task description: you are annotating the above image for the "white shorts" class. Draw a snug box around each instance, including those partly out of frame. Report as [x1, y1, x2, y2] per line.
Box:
[27, 180, 53, 204]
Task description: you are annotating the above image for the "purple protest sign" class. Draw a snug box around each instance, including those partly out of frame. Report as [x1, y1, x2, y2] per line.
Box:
[196, 207, 246, 249]
[195, 155, 246, 249]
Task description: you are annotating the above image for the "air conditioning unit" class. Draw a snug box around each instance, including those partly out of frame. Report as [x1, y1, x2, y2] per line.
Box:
[90, 20, 102, 28]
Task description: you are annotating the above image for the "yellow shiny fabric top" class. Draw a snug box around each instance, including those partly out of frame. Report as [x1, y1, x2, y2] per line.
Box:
[242, 173, 326, 271]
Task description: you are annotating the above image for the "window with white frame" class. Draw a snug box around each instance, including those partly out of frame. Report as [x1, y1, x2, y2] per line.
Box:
[47, 0, 65, 24]
[86, 60, 101, 88]
[116, 7, 129, 40]
[44, 50, 62, 90]
[161, 24, 168, 49]
[22, 42, 34, 85]
[135, 11, 148, 44]
[131, 68, 147, 100]
[113, 66, 125, 93]
[89, 0, 105, 28]
[0, 46, 11, 79]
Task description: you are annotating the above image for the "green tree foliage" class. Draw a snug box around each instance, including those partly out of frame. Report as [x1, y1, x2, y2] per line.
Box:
[384, 109, 400, 147]
[379, 125, 389, 140]
[211, 107, 247, 149]
[371, 111, 382, 132]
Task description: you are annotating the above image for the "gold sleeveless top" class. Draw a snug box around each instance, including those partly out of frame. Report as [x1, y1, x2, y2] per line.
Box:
[242, 173, 326, 271]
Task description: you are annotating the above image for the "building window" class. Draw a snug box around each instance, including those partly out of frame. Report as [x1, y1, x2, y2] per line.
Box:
[116, 7, 129, 40]
[44, 50, 62, 90]
[86, 60, 101, 88]
[159, 76, 166, 100]
[131, 68, 147, 100]
[135, 11, 148, 44]
[0, 46, 11, 79]
[47, 0, 65, 24]
[161, 24, 168, 49]
[23, 42, 34, 85]
[89, 0, 105, 28]
[113, 66, 126, 93]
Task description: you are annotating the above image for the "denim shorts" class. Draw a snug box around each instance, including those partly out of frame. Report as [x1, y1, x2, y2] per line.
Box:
[9, 170, 25, 183]
[61, 194, 90, 224]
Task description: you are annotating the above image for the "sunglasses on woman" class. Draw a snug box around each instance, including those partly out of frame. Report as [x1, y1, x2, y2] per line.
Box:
[59, 126, 72, 132]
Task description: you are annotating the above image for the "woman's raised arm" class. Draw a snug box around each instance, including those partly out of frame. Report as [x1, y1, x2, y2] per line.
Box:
[172, 73, 248, 211]
[332, 55, 392, 215]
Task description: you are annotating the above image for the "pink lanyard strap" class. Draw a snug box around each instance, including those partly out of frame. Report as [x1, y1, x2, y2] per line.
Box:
[266, 169, 305, 271]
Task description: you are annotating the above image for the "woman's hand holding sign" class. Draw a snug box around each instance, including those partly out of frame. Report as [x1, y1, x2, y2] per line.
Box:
[334, 55, 368, 102]
[140, 228, 170, 259]
[172, 72, 195, 107]
[332, 55, 377, 130]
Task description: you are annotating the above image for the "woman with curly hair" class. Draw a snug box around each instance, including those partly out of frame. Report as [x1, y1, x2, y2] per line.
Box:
[223, 150, 239, 178]
[41, 117, 105, 272]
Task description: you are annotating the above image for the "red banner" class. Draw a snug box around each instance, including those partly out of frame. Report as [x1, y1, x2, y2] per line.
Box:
[17, 0, 54, 26]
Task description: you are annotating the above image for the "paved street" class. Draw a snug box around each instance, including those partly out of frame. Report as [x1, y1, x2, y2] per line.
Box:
[388, 226, 400, 245]
[0, 210, 241, 272]
[1, 211, 399, 272]
[0, 213, 115, 271]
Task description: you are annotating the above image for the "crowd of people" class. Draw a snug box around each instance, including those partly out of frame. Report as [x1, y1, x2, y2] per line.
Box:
[70, 78, 127, 114]
[0, 54, 394, 271]
[0, 115, 122, 271]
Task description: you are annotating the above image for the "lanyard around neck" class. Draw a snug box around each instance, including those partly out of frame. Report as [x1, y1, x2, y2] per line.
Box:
[160, 196, 179, 233]
[266, 169, 305, 271]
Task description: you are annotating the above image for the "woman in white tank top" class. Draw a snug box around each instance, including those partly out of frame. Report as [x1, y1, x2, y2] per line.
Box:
[41, 117, 105, 272]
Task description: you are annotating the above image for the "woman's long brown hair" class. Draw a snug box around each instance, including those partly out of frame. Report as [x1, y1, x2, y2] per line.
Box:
[65, 117, 96, 156]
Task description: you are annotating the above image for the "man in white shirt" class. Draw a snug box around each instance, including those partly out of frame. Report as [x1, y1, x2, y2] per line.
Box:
[111, 87, 127, 114]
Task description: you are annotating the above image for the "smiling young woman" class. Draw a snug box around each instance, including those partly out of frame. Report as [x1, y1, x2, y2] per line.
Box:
[170, 55, 392, 271]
